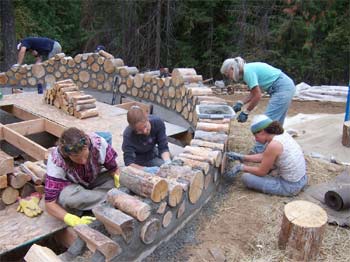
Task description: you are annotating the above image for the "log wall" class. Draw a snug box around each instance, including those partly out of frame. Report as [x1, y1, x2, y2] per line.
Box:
[1, 54, 233, 261]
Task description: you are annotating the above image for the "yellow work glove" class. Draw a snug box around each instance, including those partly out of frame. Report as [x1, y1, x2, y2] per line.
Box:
[114, 169, 120, 188]
[16, 195, 42, 217]
[63, 213, 96, 227]
[114, 174, 120, 188]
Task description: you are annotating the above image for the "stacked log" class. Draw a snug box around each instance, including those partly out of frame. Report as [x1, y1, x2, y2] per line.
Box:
[44, 79, 99, 119]
[111, 67, 215, 125]
[1, 52, 124, 91]
[0, 153, 46, 208]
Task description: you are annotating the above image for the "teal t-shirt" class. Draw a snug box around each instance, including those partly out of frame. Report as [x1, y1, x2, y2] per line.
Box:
[243, 62, 282, 92]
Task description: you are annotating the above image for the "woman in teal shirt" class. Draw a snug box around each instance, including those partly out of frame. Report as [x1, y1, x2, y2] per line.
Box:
[221, 57, 295, 152]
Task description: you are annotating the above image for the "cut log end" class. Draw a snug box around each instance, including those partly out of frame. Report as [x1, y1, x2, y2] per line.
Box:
[140, 218, 161, 244]
[278, 200, 327, 261]
[151, 179, 169, 203]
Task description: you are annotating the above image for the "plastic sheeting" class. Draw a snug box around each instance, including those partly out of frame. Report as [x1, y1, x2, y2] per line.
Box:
[294, 82, 348, 103]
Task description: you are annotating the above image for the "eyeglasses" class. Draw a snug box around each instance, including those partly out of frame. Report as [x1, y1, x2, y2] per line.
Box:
[63, 137, 87, 154]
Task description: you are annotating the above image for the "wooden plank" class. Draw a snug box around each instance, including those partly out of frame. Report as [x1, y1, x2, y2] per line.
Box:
[5, 119, 45, 136]
[0, 150, 14, 175]
[0, 104, 39, 121]
[24, 244, 62, 262]
[44, 119, 65, 138]
[2, 126, 48, 161]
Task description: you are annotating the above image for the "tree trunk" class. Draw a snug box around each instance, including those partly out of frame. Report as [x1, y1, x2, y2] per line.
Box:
[0, 0, 16, 71]
[107, 188, 151, 222]
[278, 200, 327, 261]
[120, 166, 168, 203]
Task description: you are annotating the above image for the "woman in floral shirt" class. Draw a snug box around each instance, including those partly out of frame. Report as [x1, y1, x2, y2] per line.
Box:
[45, 127, 119, 227]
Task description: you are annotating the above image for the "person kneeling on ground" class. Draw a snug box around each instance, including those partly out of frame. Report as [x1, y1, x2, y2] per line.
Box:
[122, 106, 171, 174]
[225, 115, 307, 196]
[45, 127, 120, 227]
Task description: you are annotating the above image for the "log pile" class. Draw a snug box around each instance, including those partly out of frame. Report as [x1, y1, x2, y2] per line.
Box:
[44, 79, 99, 119]
[0, 153, 47, 209]
[114, 67, 215, 125]
[0, 51, 124, 91]
[62, 94, 231, 261]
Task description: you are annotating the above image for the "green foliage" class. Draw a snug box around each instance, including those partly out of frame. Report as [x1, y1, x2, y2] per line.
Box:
[5, 0, 349, 85]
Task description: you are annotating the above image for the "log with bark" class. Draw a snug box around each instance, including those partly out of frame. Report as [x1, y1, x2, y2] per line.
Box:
[194, 130, 228, 144]
[107, 188, 151, 222]
[74, 108, 99, 119]
[24, 161, 46, 182]
[183, 146, 222, 167]
[92, 205, 135, 244]
[158, 164, 204, 204]
[120, 166, 168, 203]
[0, 175, 7, 189]
[196, 122, 229, 133]
[74, 224, 122, 261]
[190, 139, 225, 151]
[172, 157, 210, 175]
[8, 170, 31, 189]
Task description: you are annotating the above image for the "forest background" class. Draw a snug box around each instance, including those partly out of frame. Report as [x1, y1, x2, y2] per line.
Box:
[0, 0, 349, 85]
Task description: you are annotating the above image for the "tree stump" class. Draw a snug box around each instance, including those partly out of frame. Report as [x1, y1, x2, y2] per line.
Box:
[342, 121, 350, 147]
[278, 200, 328, 261]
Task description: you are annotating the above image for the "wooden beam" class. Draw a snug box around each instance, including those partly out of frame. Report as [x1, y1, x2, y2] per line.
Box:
[2, 126, 48, 160]
[92, 205, 135, 244]
[5, 119, 45, 136]
[24, 244, 62, 262]
[0, 104, 39, 121]
[44, 119, 65, 137]
[0, 150, 14, 175]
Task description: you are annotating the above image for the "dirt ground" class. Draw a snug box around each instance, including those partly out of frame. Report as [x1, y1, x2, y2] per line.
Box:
[146, 94, 350, 262]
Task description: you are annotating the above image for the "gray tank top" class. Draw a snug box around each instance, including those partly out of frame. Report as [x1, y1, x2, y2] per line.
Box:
[273, 132, 306, 182]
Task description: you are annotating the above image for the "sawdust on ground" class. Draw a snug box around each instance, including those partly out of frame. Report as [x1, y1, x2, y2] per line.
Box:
[149, 94, 350, 262]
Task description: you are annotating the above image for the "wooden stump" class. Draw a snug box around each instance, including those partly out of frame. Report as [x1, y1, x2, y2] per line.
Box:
[342, 121, 350, 147]
[278, 200, 328, 261]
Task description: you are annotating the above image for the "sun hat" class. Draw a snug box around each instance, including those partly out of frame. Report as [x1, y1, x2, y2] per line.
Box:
[250, 115, 273, 134]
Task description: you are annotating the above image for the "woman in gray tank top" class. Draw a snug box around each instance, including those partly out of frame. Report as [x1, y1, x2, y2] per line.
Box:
[225, 115, 307, 196]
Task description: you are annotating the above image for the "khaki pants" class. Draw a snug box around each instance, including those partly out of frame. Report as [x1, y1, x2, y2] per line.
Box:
[58, 172, 114, 214]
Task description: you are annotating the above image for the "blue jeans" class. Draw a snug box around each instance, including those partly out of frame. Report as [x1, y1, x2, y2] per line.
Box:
[253, 72, 295, 153]
[241, 173, 308, 196]
[48, 41, 62, 58]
